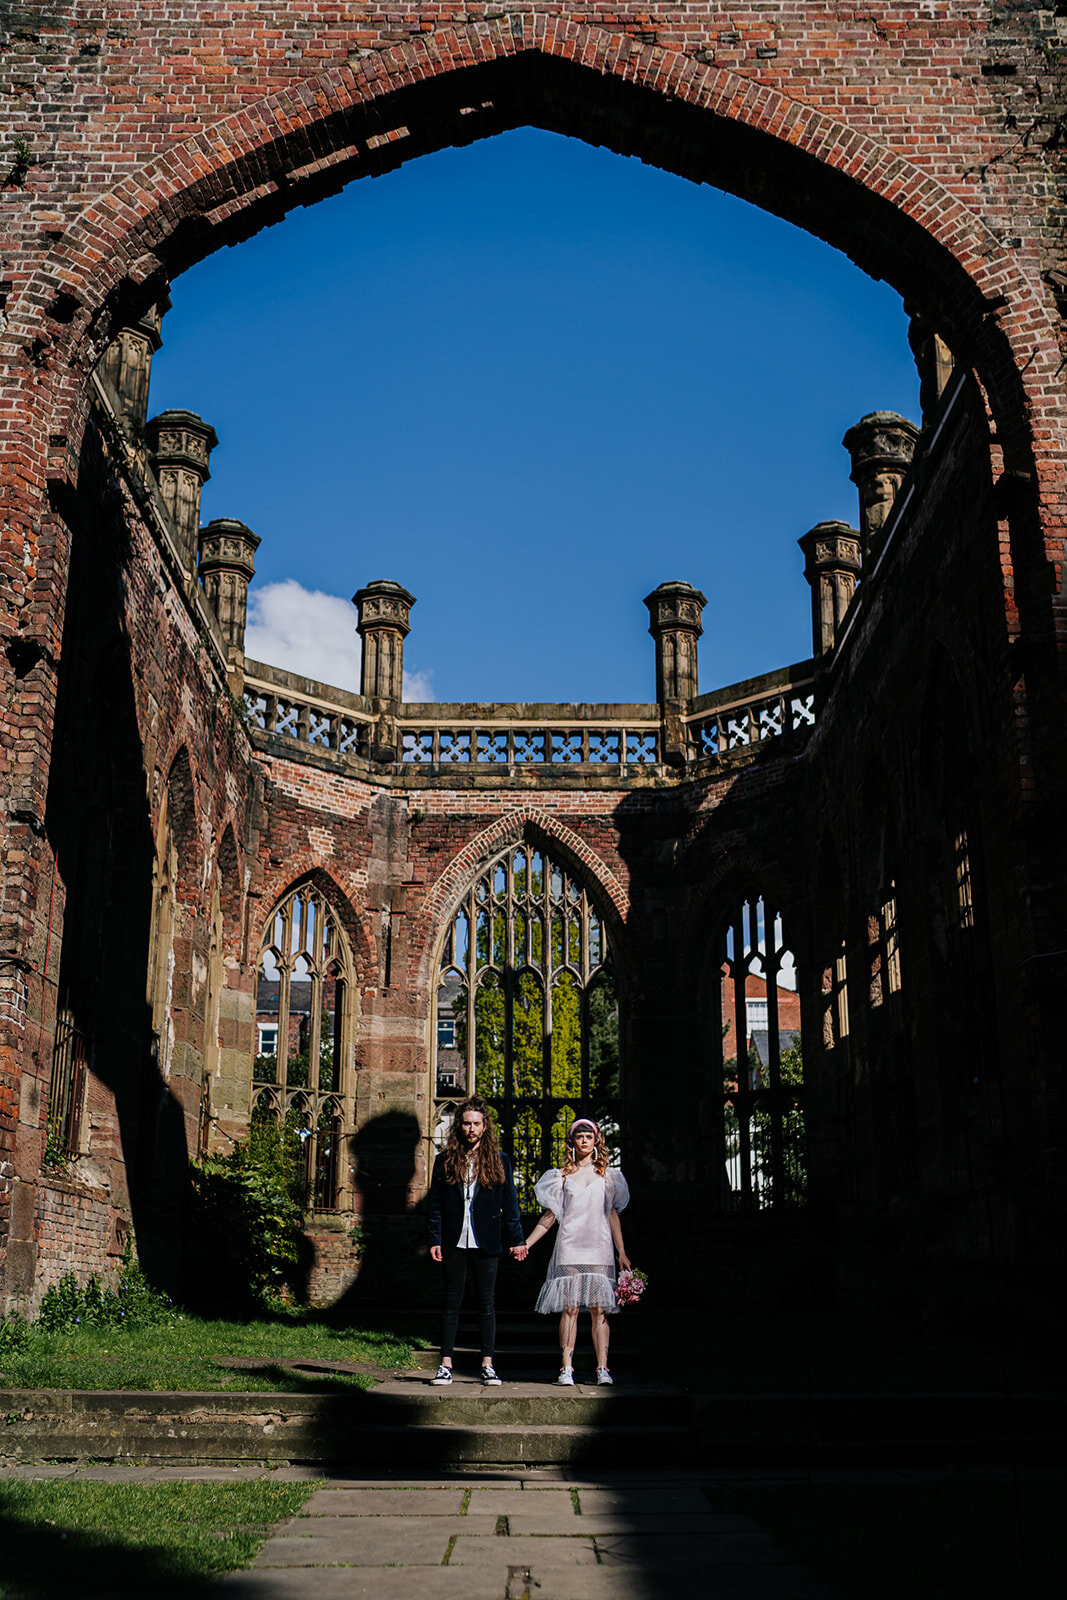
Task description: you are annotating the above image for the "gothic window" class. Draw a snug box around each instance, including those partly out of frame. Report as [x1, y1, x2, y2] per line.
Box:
[147, 799, 177, 1083]
[47, 1000, 89, 1161]
[952, 830, 974, 931]
[823, 937, 849, 1049]
[433, 844, 621, 1210]
[868, 880, 902, 1009]
[199, 869, 224, 1156]
[720, 894, 805, 1210]
[252, 883, 353, 1211]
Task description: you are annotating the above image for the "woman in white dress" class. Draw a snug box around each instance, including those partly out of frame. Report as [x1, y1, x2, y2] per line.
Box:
[524, 1117, 630, 1386]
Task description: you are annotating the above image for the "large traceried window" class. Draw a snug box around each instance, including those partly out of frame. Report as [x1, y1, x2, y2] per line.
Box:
[252, 884, 353, 1211]
[434, 844, 621, 1210]
[719, 893, 806, 1211]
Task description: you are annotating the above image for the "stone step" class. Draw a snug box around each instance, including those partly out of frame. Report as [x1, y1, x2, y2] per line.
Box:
[2, 1385, 1057, 1468]
[0, 1383, 698, 1467]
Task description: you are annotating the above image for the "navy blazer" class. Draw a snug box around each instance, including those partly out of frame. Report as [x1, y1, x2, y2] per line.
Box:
[427, 1151, 524, 1256]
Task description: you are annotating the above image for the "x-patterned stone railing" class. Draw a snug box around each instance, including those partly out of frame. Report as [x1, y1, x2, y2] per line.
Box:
[685, 664, 818, 764]
[243, 659, 818, 777]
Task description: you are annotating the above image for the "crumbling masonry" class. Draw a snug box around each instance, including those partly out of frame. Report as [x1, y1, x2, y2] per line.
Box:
[1, 4, 1065, 1314]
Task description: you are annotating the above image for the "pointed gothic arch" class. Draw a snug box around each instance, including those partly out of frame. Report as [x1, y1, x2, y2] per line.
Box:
[252, 873, 359, 1211]
[430, 835, 623, 1210]
[688, 858, 808, 1214]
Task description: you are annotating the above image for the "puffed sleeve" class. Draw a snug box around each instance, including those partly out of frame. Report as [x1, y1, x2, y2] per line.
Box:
[533, 1169, 564, 1220]
[607, 1169, 630, 1213]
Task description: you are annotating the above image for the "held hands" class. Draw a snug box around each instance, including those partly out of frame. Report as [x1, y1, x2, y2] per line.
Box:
[430, 1245, 443, 1263]
[510, 1243, 529, 1261]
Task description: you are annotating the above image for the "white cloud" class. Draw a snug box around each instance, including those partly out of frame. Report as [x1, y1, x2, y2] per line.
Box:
[245, 580, 433, 701]
[402, 667, 436, 703]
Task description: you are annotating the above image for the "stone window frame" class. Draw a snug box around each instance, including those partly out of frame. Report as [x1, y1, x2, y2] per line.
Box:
[46, 996, 91, 1162]
[721, 891, 806, 1212]
[431, 841, 622, 1211]
[252, 881, 355, 1212]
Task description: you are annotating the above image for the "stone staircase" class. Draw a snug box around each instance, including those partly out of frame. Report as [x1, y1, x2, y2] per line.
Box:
[0, 1380, 696, 1468]
[2, 1312, 1060, 1469]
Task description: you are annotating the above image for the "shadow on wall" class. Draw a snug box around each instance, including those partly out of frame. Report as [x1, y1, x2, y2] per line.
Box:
[39, 437, 194, 1304]
[336, 1110, 433, 1313]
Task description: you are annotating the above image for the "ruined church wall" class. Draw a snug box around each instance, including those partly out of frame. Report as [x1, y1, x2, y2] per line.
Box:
[0, 408, 256, 1309]
[799, 379, 1050, 1299]
[2, 2, 1066, 1311]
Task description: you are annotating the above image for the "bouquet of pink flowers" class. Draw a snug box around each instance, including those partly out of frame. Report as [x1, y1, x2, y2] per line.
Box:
[615, 1267, 648, 1308]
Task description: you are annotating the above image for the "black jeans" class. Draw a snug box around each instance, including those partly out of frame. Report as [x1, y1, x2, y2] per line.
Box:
[439, 1249, 499, 1362]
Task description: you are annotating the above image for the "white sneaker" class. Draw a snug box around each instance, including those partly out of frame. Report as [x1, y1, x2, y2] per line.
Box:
[596, 1368, 613, 1385]
[431, 1365, 453, 1385]
[557, 1367, 575, 1385]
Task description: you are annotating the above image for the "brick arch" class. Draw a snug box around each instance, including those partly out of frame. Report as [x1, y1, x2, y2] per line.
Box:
[412, 805, 630, 994]
[19, 22, 1056, 481]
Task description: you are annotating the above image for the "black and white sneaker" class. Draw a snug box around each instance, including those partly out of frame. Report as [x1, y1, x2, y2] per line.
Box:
[431, 1365, 453, 1385]
[481, 1364, 503, 1385]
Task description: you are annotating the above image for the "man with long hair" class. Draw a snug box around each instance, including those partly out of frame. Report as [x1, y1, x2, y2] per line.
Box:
[428, 1096, 527, 1384]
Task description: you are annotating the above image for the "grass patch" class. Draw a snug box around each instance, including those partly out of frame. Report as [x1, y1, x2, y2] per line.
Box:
[709, 1475, 1065, 1600]
[0, 1480, 308, 1598]
[0, 1312, 413, 1393]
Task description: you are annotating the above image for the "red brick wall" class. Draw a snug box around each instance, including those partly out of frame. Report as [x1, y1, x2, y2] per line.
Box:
[32, 1175, 123, 1300]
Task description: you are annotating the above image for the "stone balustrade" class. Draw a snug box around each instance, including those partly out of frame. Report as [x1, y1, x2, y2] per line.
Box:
[686, 668, 817, 760]
[244, 660, 818, 771]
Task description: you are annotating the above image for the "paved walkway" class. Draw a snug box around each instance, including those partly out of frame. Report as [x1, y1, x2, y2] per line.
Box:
[3, 1462, 842, 1599]
[216, 1469, 840, 1600]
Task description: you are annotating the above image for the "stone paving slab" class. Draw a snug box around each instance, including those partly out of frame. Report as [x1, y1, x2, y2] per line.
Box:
[575, 1485, 713, 1514]
[253, 1520, 470, 1567]
[154, 1464, 270, 1481]
[508, 1510, 735, 1537]
[515, 1564, 840, 1600]
[57, 1463, 164, 1481]
[301, 1486, 469, 1515]
[0, 1461, 81, 1478]
[218, 1570, 508, 1599]
[467, 1486, 576, 1516]
[448, 1534, 599, 1566]
[280, 1513, 500, 1540]
[596, 1532, 792, 1568]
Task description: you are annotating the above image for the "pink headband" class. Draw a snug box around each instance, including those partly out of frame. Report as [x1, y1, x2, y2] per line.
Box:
[568, 1118, 600, 1141]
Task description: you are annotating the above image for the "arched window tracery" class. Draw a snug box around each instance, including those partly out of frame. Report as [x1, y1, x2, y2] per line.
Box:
[718, 891, 806, 1211]
[434, 843, 621, 1209]
[252, 882, 354, 1210]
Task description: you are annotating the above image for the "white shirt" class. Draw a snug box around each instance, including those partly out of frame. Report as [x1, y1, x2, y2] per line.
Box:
[456, 1158, 479, 1250]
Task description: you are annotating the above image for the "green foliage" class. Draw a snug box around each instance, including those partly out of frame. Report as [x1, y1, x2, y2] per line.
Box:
[588, 974, 620, 1098]
[188, 1119, 306, 1308]
[36, 1251, 174, 1333]
[41, 1119, 70, 1173]
[6, 136, 35, 189]
[0, 1312, 29, 1357]
[723, 1040, 806, 1208]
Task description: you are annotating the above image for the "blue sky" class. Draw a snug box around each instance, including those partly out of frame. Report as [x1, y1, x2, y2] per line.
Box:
[149, 127, 920, 706]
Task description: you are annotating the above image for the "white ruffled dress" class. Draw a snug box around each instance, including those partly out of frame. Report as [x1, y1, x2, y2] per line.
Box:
[533, 1166, 630, 1314]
